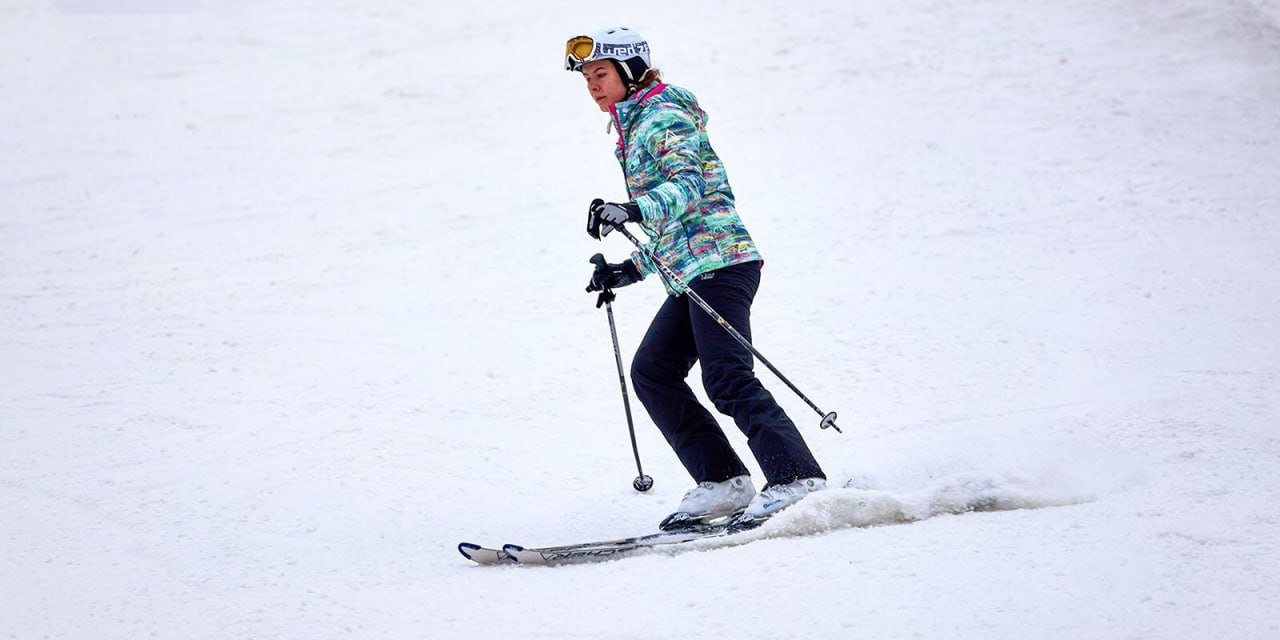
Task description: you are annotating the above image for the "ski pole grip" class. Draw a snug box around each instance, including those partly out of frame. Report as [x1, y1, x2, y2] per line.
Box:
[589, 253, 615, 306]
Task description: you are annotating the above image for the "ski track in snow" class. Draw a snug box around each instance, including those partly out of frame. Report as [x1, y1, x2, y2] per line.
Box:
[3, 0, 1280, 639]
[664, 478, 1102, 557]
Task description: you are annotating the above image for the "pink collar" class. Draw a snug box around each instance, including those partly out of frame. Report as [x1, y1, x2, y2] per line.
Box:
[633, 83, 667, 103]
[609, 83, 668, 151]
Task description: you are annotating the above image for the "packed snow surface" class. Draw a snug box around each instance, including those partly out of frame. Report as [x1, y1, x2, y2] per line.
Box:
[2, 0, 1278, 638]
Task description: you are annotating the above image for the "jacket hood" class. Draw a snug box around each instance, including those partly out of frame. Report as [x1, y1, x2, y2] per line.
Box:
[611, 83, 708, 132]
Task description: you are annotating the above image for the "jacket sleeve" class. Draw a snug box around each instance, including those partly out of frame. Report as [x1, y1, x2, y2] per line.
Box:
[631, 103, 706, 231]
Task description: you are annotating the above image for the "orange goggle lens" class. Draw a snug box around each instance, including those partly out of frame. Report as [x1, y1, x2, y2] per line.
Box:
[565, 36, 595, 65]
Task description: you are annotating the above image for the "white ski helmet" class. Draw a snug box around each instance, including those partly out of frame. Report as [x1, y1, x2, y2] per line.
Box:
[564, 26, 651, 85]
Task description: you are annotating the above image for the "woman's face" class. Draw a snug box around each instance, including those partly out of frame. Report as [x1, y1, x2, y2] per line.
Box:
[582, 60, 627, 112]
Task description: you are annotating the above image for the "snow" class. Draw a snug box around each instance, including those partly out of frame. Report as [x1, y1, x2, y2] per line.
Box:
[2, 0, 1278, 638]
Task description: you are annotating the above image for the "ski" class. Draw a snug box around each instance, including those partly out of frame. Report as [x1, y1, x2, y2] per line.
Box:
[458, 518, 765, 566]
[456, 542, 516, 565]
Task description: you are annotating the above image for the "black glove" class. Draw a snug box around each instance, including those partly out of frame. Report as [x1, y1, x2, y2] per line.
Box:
[586, 198, 642, 240]
[586, 253, 642, 292]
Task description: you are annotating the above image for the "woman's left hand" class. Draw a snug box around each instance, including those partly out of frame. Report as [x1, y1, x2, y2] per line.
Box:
[587, 199, 642, 239]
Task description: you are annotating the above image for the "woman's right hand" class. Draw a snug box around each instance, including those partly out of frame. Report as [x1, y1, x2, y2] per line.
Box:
[585, 254, 643, 292]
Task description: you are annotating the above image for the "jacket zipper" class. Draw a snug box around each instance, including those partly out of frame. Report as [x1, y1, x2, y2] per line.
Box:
[611, 83, 668, 202]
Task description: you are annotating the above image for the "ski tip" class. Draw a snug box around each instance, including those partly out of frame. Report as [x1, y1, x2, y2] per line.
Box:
[502, 544, 532, 564]
[458, 542, 481, 560]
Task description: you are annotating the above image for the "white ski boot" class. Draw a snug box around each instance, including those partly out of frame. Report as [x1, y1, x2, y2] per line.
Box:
[739, 477, 826, 522]
[659, 475, 756, 531]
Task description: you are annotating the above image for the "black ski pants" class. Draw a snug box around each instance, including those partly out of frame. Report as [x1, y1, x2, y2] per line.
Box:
[630, 261, 825, 487]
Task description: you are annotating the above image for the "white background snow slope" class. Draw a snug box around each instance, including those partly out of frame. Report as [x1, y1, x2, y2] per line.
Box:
[3, 0, 1279, 638]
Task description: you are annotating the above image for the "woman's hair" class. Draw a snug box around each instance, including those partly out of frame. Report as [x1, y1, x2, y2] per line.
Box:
[614, 59, 663, 97]
[634, 67, 663, 92]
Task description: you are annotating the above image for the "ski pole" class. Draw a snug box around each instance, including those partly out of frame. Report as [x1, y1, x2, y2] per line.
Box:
[590, 254, 655, 492]
[611, 226, 842, 434]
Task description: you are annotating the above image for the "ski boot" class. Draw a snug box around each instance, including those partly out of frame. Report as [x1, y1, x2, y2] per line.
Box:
[659, 475, 755, 531]
[732, 477, 827, 527]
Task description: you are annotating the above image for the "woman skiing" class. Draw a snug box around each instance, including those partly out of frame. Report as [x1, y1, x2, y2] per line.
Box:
[566, 26, 827, 530]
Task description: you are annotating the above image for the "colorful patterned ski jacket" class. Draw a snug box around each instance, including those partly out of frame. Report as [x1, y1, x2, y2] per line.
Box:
[609, 83, 762, 294]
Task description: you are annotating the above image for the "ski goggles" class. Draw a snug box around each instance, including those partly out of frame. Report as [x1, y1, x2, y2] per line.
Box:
[564, 35, 597, 71]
